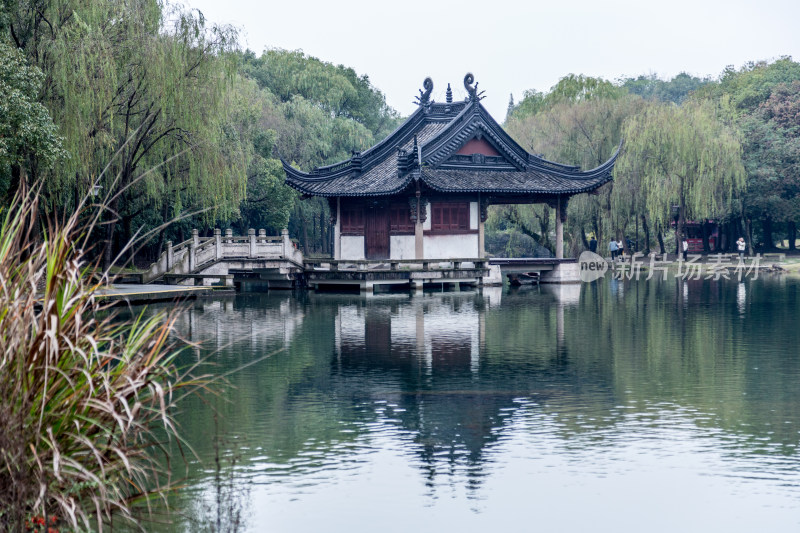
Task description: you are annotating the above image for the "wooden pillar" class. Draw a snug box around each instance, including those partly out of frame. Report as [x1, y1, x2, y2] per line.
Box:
[478, 193, 485, 258]
[555, 196, 564, 259]
[334, 197, 341, 260]
[415, 188, 424, 259]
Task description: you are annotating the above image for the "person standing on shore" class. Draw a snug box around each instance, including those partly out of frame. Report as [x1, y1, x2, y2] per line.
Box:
[609, 239, 618, 261]
[589, 236, 597, 253]
[682, 238, 688, 261]
[737, 237, 746, 260]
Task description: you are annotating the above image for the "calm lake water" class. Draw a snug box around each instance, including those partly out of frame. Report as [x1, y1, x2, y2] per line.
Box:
[147, 276, 800, 532]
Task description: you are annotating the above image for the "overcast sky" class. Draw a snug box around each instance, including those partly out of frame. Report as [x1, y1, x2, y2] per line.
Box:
[182, 0, 800, 120]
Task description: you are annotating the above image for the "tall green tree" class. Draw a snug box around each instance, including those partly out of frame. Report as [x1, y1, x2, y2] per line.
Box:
[504, 75, 634, 254]
[238, 48, 401, 253]
[690, 57, 800, 249]
[738, 81, 800, 249]
[0, 42, 65, 201]
[621, 72, 711, 104]
[508, 73, 623, 121]
[615, 99, 746, 252]
[226, 76, 295, 233]
[242, 49, 399, 141]
[4, 0, 250, 265]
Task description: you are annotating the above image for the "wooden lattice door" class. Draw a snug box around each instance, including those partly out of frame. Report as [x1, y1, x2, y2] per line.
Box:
[365, 207, 389, 259]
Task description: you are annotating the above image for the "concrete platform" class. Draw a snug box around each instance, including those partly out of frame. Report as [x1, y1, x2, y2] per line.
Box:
[306, 267, 488, 292]
[94, 284, 229, 304]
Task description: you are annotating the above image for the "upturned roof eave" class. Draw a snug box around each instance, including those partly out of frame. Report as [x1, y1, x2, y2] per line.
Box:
[284, 169, 417, 198]
[420, 172, 614, 196]
[284, 105, 437, 180]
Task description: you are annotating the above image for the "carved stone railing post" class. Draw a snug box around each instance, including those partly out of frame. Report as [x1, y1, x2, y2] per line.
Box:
[258, 228, 266, 243]
[166, 241, 174, 271]
[249, 228, 256, 257]
[225, 228, 233, 243]
[282, 228, 291, 258]
[214, 228, 222, 260]
[189, 232, 198, 272]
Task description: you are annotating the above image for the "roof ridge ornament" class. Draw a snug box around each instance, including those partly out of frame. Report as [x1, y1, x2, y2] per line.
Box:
[414, 77, 434, 106]
[446, 83, 453, 103]
[464, 73, 485, 102]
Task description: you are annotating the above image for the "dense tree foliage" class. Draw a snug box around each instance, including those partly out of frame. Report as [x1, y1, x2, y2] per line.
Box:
[738, 81, 800, 249]
[2, 0, 250, 265]
[0, 42, 65, 201]
[235, 48, 400, 253]
[694, 58, 800, 250]
[242, 49, 398, 141]
[503, 76, 638, 256]
[615, 99, 746, 252]
[620, 72, 711, 104]
[1, 1, 400, 262]
[501, 60, 799, 256]
[3, 0, 798, 262]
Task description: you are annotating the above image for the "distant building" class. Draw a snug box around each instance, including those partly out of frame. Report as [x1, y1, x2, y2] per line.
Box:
[283, 74, 620, 261]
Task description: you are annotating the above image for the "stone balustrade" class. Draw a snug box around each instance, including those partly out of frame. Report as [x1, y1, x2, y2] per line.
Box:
[142, 228, 302, 283]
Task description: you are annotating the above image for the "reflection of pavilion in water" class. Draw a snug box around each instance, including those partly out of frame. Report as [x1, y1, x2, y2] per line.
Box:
[331, 286, 577, 490]
[337, 294, 482, 373]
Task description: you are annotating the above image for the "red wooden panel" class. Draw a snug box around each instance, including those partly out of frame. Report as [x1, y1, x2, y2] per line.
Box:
[454, 138, 501, 156]
[431, 202, 469, 231]
[341, 207, 365, 233]
[365, 208, 389, 259]
[458, 203, 469, 230]
[389, 203, 413, 233]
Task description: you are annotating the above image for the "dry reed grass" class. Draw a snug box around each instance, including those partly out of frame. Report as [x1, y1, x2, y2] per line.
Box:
[0, 189, 194, 531]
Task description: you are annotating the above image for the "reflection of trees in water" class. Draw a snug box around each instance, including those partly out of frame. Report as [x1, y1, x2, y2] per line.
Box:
[561, 277, 800, 450]
[157, 278, 800, 511]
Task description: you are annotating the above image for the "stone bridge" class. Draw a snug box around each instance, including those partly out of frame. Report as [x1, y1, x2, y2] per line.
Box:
[141, 228, 304, 286]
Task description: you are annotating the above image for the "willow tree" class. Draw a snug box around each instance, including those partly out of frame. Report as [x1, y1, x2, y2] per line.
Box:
[4, 0, 250, 265]
[505, 76, 639, 254]
[615, 99, 746, 253]
[225, 75, 295, 234]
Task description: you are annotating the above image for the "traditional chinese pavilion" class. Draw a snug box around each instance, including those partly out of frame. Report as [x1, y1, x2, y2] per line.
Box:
[283, 74, 619, 264]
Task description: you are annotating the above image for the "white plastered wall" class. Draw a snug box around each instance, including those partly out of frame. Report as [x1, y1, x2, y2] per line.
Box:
[423, 234, 479, 258]
[390, 235, 415, 259]
[340, 236, 365, 260]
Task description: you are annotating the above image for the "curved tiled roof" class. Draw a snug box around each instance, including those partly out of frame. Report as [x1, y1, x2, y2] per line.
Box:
[283, 95, 620, 198]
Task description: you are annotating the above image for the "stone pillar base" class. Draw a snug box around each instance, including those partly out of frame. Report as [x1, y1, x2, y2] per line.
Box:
[540, 262, 581, 284]
[481, 265, 503, 286]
